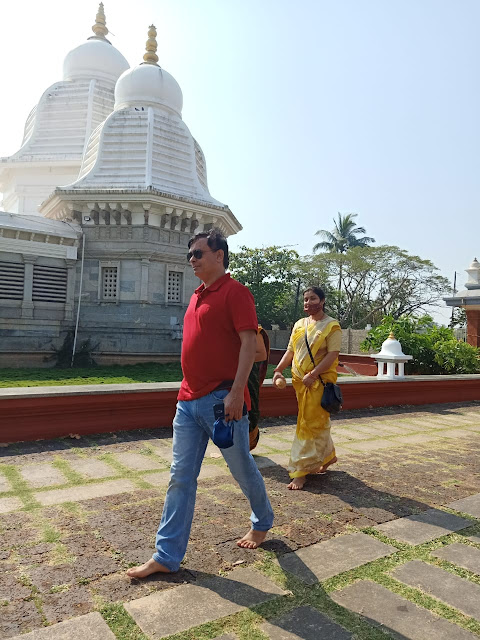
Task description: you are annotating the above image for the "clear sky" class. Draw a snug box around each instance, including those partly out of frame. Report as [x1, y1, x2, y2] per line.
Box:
[1, 0, 478, 325]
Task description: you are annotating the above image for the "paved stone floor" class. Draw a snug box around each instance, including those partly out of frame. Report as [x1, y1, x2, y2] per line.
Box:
[0, 401, 479, 639]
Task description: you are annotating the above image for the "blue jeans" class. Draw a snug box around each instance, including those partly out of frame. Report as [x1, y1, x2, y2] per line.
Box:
[153, 389, 274, 571]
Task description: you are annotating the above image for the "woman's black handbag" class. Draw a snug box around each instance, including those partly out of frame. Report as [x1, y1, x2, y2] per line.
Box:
[304, 327, 343, 414]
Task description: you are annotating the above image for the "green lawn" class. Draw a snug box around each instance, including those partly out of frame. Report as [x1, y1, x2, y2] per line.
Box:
[0, 363, 292, 388]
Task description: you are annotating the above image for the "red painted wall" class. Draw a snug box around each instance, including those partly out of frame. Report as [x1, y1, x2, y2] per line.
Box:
[0, 377, 479, 443]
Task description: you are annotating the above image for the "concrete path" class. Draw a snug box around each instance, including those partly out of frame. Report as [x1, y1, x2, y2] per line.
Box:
[1, 401, 479, 640]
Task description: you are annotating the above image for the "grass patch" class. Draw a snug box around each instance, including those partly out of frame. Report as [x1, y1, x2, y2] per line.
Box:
[42, 523, 61, 544]
[51, 458, 84, 484]
[0, 465, 41, 511]
[101, 603, 150, 640]
[0, 363, 291, 388]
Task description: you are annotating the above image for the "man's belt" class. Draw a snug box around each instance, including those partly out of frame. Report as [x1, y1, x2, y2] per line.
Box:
[213, 380, 234, 392]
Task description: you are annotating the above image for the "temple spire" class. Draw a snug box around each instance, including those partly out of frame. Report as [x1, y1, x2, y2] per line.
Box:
[143, 25, 159, 65]
[90, 3, 109, 41]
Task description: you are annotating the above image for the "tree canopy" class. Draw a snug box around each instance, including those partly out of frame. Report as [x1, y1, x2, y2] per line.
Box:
[229, 246, 300, 327]
[313, 212, 375, 253]
[230, 244, 450, 329]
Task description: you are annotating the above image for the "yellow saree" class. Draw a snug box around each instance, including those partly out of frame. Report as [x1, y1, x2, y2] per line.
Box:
[287, 316, 342, 478]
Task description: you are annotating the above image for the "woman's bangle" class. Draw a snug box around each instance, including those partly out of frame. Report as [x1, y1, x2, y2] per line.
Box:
[273, 368, 283, 374]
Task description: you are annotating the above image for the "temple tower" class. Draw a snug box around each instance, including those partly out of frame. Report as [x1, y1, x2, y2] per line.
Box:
[0, 4, 129, 215]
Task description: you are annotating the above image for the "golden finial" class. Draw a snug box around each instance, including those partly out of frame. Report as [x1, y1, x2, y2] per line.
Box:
[91, 3, 109, 40]
[388, 331, 396, 340]
[143, 24, 159, 65]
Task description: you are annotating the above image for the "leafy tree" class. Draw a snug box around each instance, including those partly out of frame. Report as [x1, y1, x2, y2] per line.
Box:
[313, 212, 375, 312]
[229, 246, 300, 328]
[361, 315, 480, 374]
[449, 308, 467, 329]
[308, 246, 450, 328]
[313, 212, 375, 254]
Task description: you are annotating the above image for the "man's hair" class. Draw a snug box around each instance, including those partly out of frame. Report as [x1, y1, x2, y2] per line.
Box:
[303, 286, 325, 300]
[188, 228, 229, 268]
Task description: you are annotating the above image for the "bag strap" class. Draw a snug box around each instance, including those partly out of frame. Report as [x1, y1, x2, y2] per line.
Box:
[304, 322, 325, 387]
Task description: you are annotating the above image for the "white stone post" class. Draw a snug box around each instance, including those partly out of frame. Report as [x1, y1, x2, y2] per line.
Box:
[21, 254, 37, 318]
[140, 258, 150, 303]
[64, 259, 76, 320]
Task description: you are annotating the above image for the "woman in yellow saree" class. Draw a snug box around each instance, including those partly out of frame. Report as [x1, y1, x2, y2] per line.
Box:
[273, 287, 342, 490]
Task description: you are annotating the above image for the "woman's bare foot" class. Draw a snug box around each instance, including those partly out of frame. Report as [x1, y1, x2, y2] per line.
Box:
[236, 529, 267, 549]
[287, 476, 306, 490]
[126, 558, 172, 579]
[316, 456, 337, 474]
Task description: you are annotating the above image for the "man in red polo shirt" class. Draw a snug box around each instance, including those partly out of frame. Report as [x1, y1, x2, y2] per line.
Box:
[127, 229, 274, 578]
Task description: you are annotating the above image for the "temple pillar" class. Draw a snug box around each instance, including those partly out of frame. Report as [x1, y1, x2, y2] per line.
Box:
[466, 309, 480, 347]
[21, 254, 37, 318]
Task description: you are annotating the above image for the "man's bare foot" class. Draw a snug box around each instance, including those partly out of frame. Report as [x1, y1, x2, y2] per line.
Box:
[126, 558, 172, 579]
[287, 476, 306, 490]
[316, 456, 337, 474]
[236, 529, 267, 549]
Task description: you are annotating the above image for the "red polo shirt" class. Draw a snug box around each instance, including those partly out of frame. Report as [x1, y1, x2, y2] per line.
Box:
[178, 273, 258, 407]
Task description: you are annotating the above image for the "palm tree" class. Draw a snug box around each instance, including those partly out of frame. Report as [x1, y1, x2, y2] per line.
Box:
[313, 213, 375, 317]
[313, 213, 375, 254]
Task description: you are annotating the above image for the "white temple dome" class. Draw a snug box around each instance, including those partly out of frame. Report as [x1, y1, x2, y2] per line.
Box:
[64, 39, 129, 84]
[63, 3, 129, 84]
[115, 63, 183, 115]
[114, 26, 182, 115]
[376, 333, 408, 358]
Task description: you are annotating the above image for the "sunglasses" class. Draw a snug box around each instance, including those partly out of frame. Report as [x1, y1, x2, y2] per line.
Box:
[187, 249, 215, 262]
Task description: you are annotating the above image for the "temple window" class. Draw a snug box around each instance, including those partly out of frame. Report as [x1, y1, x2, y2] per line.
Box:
[0, 261, 24, 300]
[167, 270, 183, 304]
[32, 265, 67, 303]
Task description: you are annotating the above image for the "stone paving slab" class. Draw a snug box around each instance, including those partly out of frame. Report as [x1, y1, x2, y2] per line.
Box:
[260, 605, 353, 639]
[212, 635, 237, 640]
[20, 463, 67, 488]
[392, 434, 440, 445]
[198, 464, 229, 480]
[433, 543, 480, 575]
[468, 535, 480, 545]
[438, 429, 476, 439]
[335, 431, 374, 442]
[463, 423, 480, 432]
[0, 496, 23, 513]
[125, 567, 287, 639]
[278, 532, 395, 584]
[346, 438, 399, 452]
[334, 445, 354, 456]
[258, 436, 293, 451]
[331, 580, 478, 639]
[114, 452, 163, 471]
[0, 471, 12, 492]
[68, 458, 116, 479]
[252, 445, 275, 455]
[142, 470, 171, 487]
[447, 493, 480, 518]
[392, 559, 480, 619]
[254, 454, 289, 469]
[150, 443, 173, 463]
[35, 479, 136, 506]
[7, 612, 116, 639]
[375, 508, 471, 544]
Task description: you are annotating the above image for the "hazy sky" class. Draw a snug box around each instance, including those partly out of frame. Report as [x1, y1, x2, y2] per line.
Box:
[1, 0, 478, 324]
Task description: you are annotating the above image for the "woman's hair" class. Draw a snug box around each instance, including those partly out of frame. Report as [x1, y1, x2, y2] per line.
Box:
[303, 286, 325, 301]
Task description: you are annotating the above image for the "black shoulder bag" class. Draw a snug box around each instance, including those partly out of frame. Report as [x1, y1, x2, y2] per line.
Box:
[304, 326, 343, 414]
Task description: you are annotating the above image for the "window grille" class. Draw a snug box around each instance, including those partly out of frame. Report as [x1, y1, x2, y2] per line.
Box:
[102, 266, 118, 300]
[0, 261, 24, 300]
[32, 265, 67, 303]
[167, 271, 183, 303]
